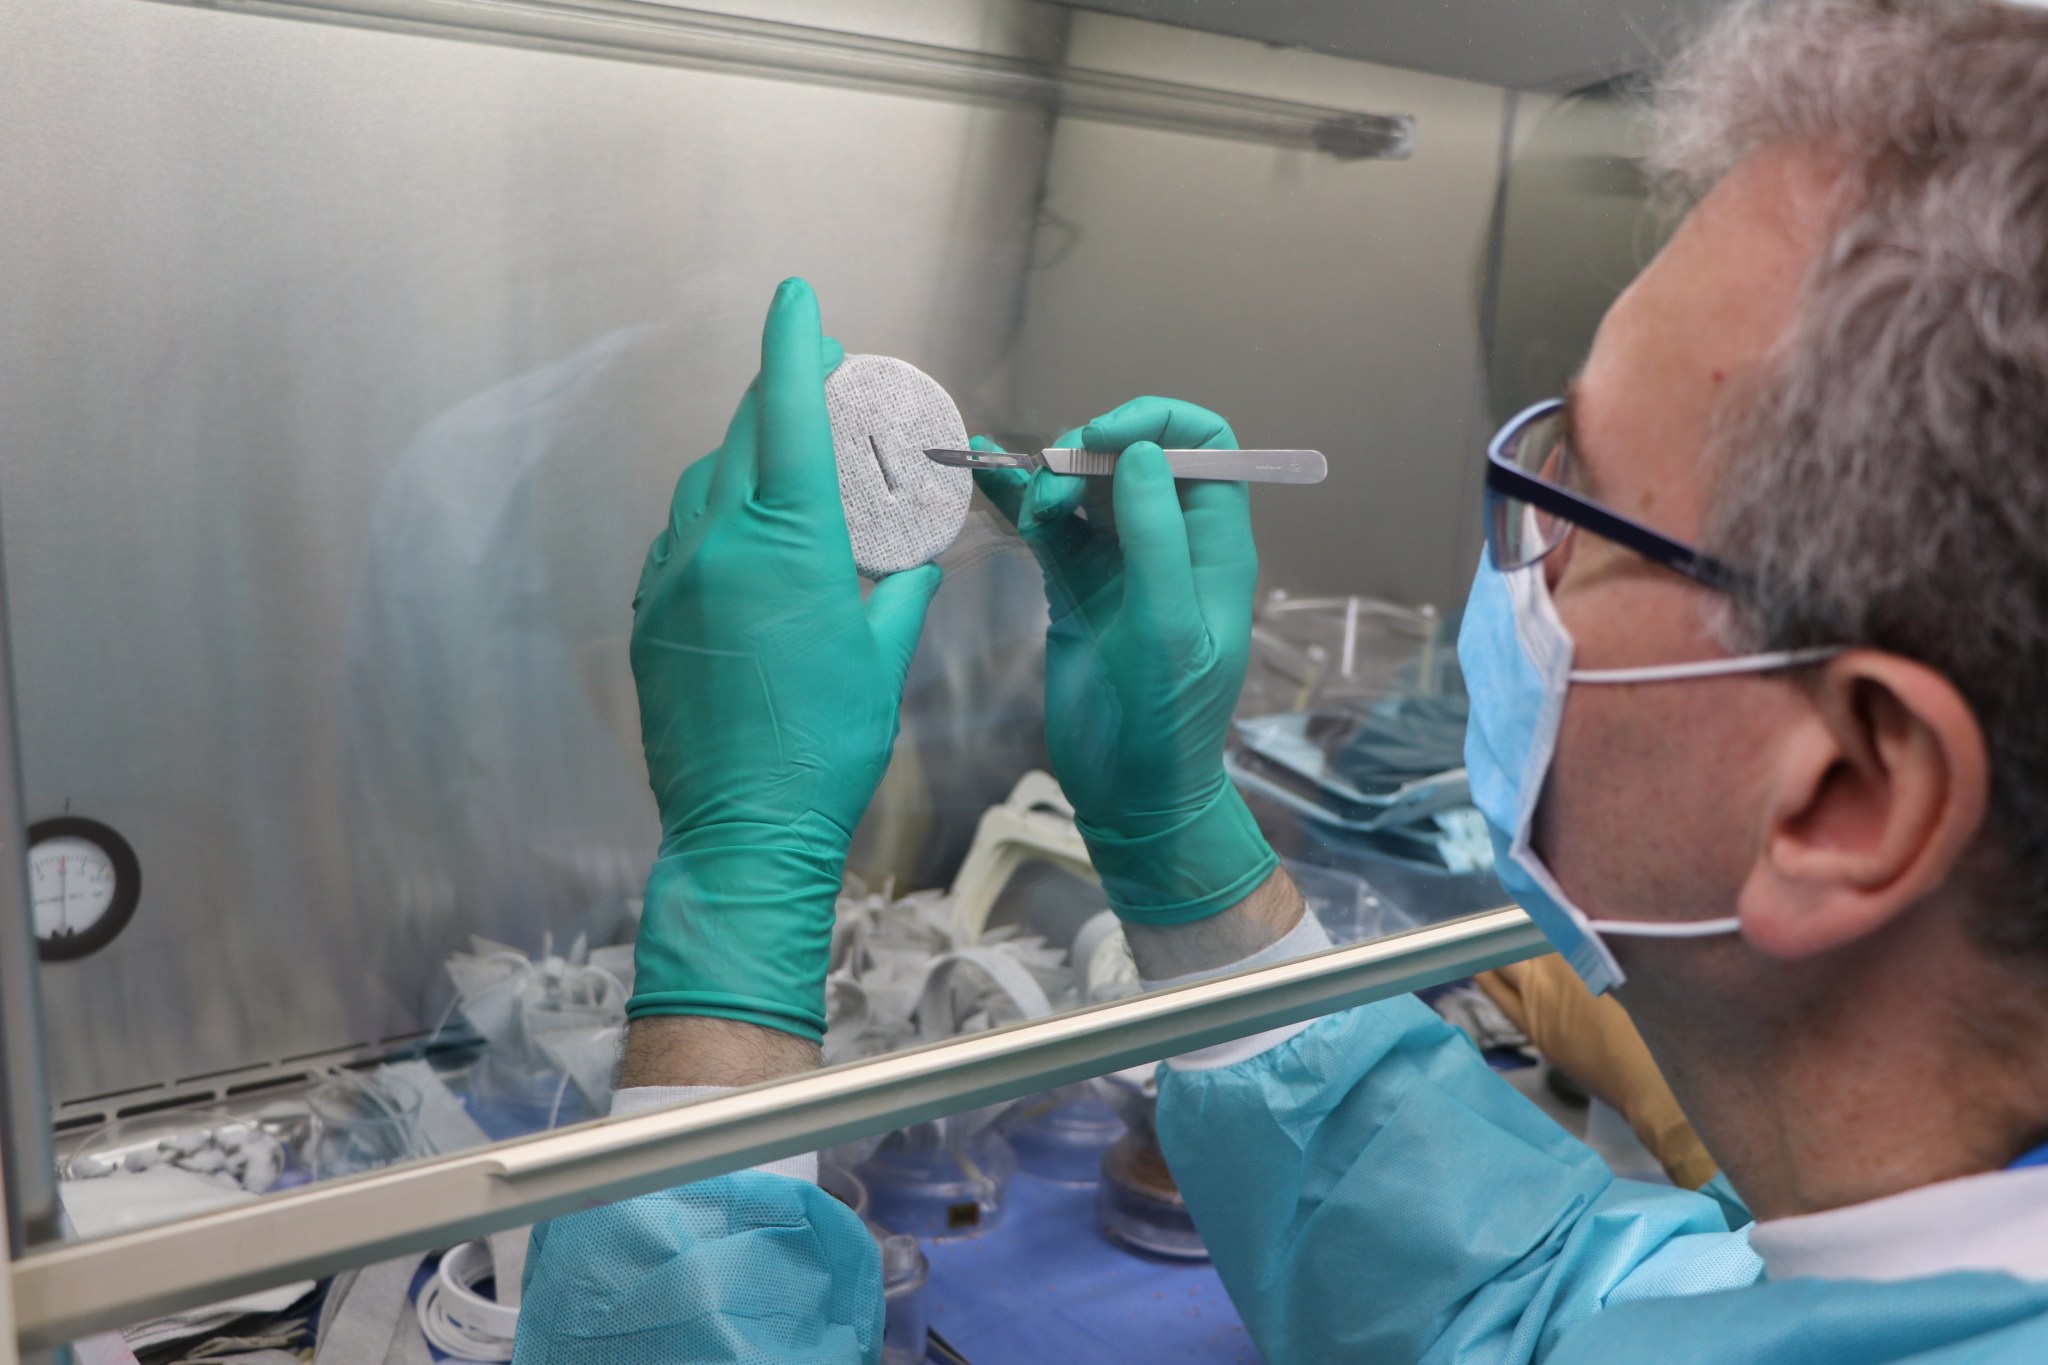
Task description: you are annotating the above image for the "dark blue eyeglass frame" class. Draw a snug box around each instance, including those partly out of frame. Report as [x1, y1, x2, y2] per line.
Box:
[1484, 398, 1747, 596]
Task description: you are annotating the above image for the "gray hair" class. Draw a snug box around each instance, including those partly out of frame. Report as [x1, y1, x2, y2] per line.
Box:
[1650, 0, 2048, 954]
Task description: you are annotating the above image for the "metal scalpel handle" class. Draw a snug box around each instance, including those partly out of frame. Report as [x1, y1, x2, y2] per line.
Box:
[1041, 448, 1327, 484]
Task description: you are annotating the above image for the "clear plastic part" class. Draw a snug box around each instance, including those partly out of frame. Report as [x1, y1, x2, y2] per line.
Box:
[306, 1070, 425, 1181]
[62, 1108, 285, 1194]
[1097, 1129, 1208, 1262]
[818, 1160, 872, 1223]
[1241, 592, 1445, 715]
[874, 1225, 932, 1365]
[858, 1119, 1018, 1240]
[1000, 1080, 1126, 1185]
[1096, 1075, 1209, 1261]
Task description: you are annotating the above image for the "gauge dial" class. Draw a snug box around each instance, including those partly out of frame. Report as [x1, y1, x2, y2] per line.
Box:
[27, 817, 140, 961]
[31, 837, 116, 935]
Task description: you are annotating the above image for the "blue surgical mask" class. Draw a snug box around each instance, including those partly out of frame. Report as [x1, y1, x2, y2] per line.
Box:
[1457, 553, 1839, 994]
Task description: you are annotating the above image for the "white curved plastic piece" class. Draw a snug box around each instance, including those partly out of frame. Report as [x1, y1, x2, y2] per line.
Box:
[946, 771, 1097, 940]
[1072, 911, 1141, 1004]
[914, 948, 1055, 1041]
[415, 1238, 519, 1360]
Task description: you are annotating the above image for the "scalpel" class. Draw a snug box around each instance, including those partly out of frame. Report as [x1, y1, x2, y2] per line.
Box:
[924, 446, 1327, 485]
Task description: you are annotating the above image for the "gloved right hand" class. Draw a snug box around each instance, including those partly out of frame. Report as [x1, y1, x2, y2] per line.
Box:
[627, 278, 941, 1042]
[973, 396, 1278, 925]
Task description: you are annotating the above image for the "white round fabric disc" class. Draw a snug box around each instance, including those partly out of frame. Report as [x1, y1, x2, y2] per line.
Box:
[825, 354, 974, 577]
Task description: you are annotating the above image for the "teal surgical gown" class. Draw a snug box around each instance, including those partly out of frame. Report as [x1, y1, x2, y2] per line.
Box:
[511, 1169, 883, 1363]
[512, 995, 2048, 1362]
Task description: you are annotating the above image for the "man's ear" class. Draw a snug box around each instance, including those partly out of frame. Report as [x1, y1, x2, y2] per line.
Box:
[1737, 651, 1988, 960]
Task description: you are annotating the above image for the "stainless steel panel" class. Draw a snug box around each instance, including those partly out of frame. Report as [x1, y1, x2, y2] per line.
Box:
[0, 0, 1063, 1103]
[1011, 11, 1512, 611]
[1056, 0, 1727, 91]
[149, 0, 1413, 160]
[1487, 84, 1666, 426]
[0, 0, 1525, 1120]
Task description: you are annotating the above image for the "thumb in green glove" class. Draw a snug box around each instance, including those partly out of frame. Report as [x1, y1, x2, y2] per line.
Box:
[629, 278, 941, 1040]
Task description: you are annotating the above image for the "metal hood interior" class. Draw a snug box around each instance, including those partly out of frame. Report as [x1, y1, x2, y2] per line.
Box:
[0, 0, 1674, 1111]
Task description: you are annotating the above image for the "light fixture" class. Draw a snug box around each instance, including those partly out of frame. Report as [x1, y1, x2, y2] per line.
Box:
[150, 0, 1414, 159]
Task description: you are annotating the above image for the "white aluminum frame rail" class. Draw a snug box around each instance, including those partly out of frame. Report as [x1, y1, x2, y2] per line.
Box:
[10, 907, 1539, 1350]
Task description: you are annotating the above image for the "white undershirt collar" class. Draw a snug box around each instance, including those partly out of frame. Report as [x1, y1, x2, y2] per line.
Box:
[1749, 1164, 2048, 1284]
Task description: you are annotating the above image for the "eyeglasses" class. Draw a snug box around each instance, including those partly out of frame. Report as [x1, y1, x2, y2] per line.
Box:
[1484, 398, 1744, 594]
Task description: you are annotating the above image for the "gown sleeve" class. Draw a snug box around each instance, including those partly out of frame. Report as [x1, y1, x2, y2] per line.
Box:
[511, 1169, 883, 1365]
[1156, 994, 1764, 1364]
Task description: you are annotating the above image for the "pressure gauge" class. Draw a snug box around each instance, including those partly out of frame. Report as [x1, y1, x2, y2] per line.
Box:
[27, 816, 141, 961]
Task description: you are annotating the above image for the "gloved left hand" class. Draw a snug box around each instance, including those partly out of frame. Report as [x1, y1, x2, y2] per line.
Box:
[627, 278, 942, 1041]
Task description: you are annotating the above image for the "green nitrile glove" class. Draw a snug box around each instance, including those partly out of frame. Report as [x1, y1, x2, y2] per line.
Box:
[974, 396, 1277, 925]
[628, 279, 942, 1040]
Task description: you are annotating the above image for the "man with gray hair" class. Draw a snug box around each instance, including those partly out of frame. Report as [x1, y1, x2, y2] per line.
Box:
[514, 0, 2048, 1359]
[1132, 1, 2048, 1357]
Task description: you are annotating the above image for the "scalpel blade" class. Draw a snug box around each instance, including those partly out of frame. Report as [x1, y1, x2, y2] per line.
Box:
[922, 447, 1046, 473]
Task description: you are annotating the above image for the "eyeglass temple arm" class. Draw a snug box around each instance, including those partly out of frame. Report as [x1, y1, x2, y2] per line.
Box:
[1485, 461, 1749, 595]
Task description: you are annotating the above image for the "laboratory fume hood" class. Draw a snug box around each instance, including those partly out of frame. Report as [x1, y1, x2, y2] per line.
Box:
[0, 0, 1672, 1351]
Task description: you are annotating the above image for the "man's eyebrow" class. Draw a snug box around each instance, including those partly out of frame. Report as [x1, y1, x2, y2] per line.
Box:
[1559, 378, 1605, 501]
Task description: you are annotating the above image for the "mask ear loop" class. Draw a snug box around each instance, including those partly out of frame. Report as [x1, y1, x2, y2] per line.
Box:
[1586, 915, 1742, 937]
[1569, 646, 1841, 940]
[1570, 645, 1842, 685]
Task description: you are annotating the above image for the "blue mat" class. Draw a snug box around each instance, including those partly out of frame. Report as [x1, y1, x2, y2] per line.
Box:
[921, 1171, 1261, 1364]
